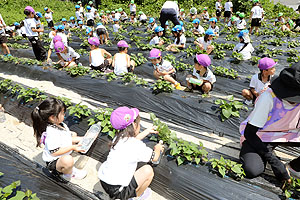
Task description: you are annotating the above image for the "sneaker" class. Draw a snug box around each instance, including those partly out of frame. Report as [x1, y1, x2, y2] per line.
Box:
[62, 167, 87, 180]
[175, 83, 184, 90]
[184, 87, 193, 92]
[6, 54, 12, 57]
[243, 99, 252, 106]
[136, 188, 152, 200]
[286, 163, 300, 179]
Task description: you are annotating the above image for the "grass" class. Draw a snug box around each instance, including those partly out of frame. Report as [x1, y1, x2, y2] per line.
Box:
[0, 0, 75, 25]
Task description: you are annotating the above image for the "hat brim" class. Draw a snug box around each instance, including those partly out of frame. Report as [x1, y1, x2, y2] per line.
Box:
[270, 76, 300, 103]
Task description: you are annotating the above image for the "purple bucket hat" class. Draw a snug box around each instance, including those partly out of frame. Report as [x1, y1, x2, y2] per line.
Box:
[258, 57, 277, 70]
[24, 6, 35, 14]
[54, 41, 65, 53]
[110, 107, 140, 130]
[196, 54, 211, 67]
[88, 37, 100, 46]
[53, 35, 62, 43]
[117, 40, 129, 48]
[149, 48, 161, 59]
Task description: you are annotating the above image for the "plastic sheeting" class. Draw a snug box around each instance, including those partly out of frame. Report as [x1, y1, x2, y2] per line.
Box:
[0, 142, 104, 200]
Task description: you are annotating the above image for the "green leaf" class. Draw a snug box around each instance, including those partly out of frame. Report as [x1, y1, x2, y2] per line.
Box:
[231, 165, 242, 174]
[9, 191, 26, 200]
[231, 111, 240, 117]
[219, 167, 226, 178]
[222, 108, 232, 119]
[215, 99, 222, 105]
[102, 126, 109, 133]
[195, 157, 201, 165]
[285, 189, 291, 198]
[0, 172, 3, 176]
[177, 156, 185, 166]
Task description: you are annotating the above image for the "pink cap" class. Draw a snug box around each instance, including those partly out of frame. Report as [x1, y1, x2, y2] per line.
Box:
[110, 107, 139, 130]
[53, 35, 62, 43]
[24, 6, 35, 14]
[258, 57, 277, 70]
[54, 41, 65, 53]
[149, 48, 161, 59]
[196, 54, 211, 67]
[88, 37, 100, 46]
[117, 40, 129, 48]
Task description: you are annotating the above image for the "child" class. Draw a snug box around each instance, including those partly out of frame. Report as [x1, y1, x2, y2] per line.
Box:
[112, 40, 135, 75]
[215, 0, 223, 22]
[88, 1, 96, 15]
[75, 5, 83, 23]
[96, 23, 109, 44]
[166, 25, 186, 52]
[86, 27, 97, 39]
[179, 21, 185, 32]
[61, 18, 70, 30]
[227, 16, 238, 30]
[208, 17, 219, 37]
[49, 26, 57, 39]
[186, 54, 216, 94]
[14, 22, 22, 37]
[115, 9, 122, 20]
[130, 13, 137, 23]
[88, 37, 112, 72]
[77, 21, 86, 29]
[24, 6, 46, 61]
[86, 6, 95, 27]
[149, 48, 183, 90]
[249, 0, 264, 35]
[149, 26, 164, 46]
[113, 19, 121, 32]
[129, 0, 136, 15]
[190, 7, 197, 20]
[274, 13, 285, 26]
[236, 13, 247, 31]
[100, 13, 108, 24]
[35, 12, 43, 30]
[138, 11, 147, 24]
[179, 9, 185, 20]
[54, 41, 80, 67]
[242, 57, 276, 105]
[120, 8, 128, 23]
[224, 0, 233, 23]
[98, 106, 164, 200]
[31, 98, 87, 180]
[147, 18, 158, 31]
[69, 17, 77, 28]
[111, 11, 117, 21]
[78, 1, 85, 17]
[194, 29, 215, 55]
[200, 7, 210, 22]
[47, 35, 66, 63]
[192, 19, 205, 36]
[233, 30, 254, 60]
[44, 7, 54, 28]
[0, 12, 11, 57]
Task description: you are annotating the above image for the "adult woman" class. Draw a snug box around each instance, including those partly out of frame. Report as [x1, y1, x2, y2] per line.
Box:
[240, 64, 300, 183]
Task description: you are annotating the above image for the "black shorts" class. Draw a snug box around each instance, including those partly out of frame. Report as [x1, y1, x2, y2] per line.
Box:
[224, 11, 231, 18]
[249, 88, 257, 103]
[90, 59, 110, 72]
[0, 35, 8, 44]
[87, 19, 94, 26]
[251, 18, 261, 27]
[216, 10, 222, 17]
[48, 20, 54, 28]
[46, 159, 62, 174]
[130, 11, 136, 16]
[192, 82, 213, 93]
[140, 19, 147, 24]
[100, 176, 138, 199]
[97, 28, 107, 35]
[170, 73, 176, 80]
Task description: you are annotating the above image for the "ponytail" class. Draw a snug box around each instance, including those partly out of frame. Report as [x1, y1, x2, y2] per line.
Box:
[31, 97, 66, 147]
[110, 115, 141, 149]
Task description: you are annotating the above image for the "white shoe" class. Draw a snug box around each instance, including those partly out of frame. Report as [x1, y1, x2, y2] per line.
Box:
[244, 99, 252, 106]
[136, 188, 152, 200]
[62, 167, 87, 180]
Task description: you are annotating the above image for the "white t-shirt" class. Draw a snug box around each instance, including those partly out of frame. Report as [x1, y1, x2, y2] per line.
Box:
[58, 46, 80, 61]
[98, 137, 153, 186]
[91, 7, 96, 15]
[86, 12, 94, 21]
[75, 11, 82, 20]
[196, 37, 211, 50]
[216, 2, 222, 11]
[24, 18, 38, 37]
[149, 36, 160, 45]
[174, 34, 186, 48]
[201, 13, 210, 20]
[121, 12, 128, 20]
[193, 67, 216, 84]
[162, 1, 179, 16]
[96, 24, 107, 31]
[251, 6, 264, 19]
[249, 73, 271, 94]
[233, 43, 254, 60]
[45, 12, 53, 22]
[115, 13, 121, 20]
[236, 19, 246, 29]
[275, 18, 286, 24]
[224, 1, 233, 11]
[49, 30, 56, 39]
[130, 4, 136, 12]
[194, 25, 205, 34]
[0, 14, 6, 35]
[90, 48, 105, 66]
[139, 14, 147, 21]
[114, 53, 128, 75]
[113, 24, 120, 32]
[42, 123, 73, 162]
[154, 60, 174, 72]
[208, 25, 219, 34]
[69, 22, 77, 28]
[16, 29, 22, 36]
[147, 23, 157, 31]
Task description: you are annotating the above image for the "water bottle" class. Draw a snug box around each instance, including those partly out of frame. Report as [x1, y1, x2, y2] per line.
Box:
[186, 77, 203, 86]
[0, 109, 6, 123]
[79, 122, 101, 153]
